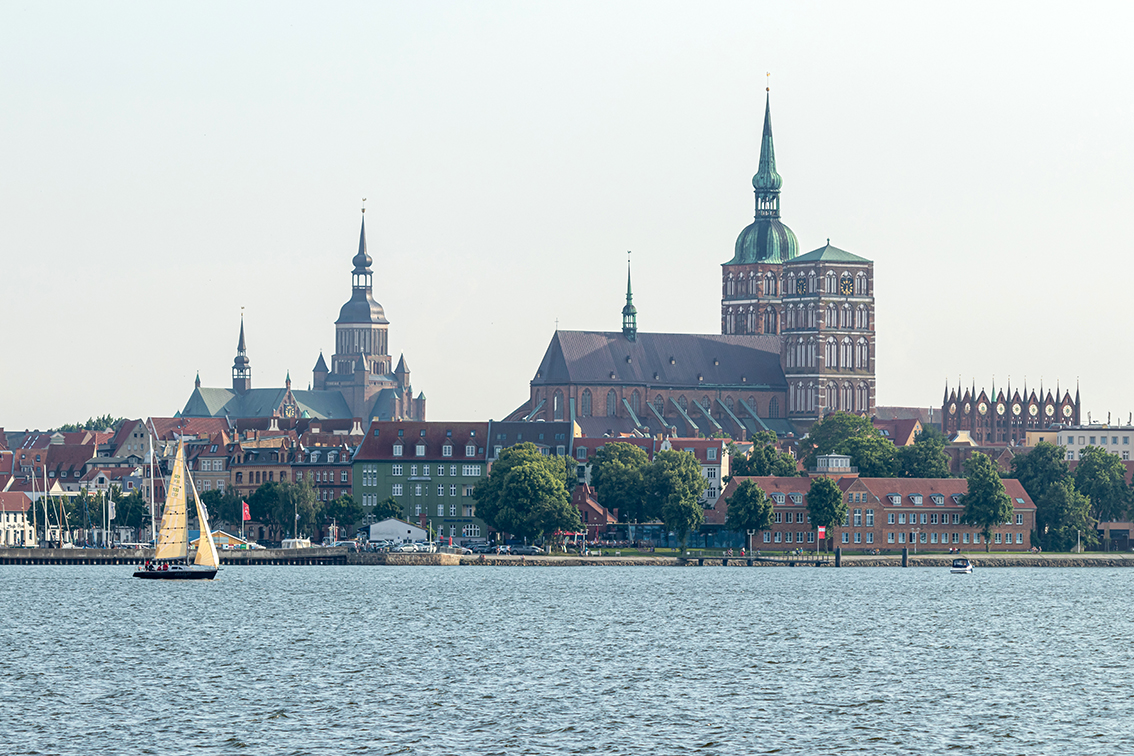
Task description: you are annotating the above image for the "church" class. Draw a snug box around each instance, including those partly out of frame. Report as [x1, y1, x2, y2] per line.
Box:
[181, 212, 426, 422]
[507, 92, 876, 438]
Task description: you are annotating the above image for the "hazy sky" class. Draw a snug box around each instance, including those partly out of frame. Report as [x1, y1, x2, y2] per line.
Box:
[3, 1, 1133, 431]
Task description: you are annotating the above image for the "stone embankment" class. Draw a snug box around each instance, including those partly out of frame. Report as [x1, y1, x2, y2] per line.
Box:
[841, 553, 1134, 568]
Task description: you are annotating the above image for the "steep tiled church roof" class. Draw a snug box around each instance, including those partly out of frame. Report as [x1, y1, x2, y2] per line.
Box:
[532, 331, 786, 389]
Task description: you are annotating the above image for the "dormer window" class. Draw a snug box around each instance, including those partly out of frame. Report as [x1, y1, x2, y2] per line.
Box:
[442, 444, 453, 457]
[931, 494, 944, 506]
[210, 445, 218, 453]
[951, 494, 962, 504]
[888, 494, 900, 505]
[465, 444, 476, 456]
[911, 494, 923, 506]
[392, 444, 403, 457]
[415, 444, 426, 457]
[789, 493, 802, 505]
[772, 493, 785, 504]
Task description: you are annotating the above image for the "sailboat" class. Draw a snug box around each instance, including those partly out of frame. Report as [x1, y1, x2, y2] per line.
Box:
[133, 438, 219, 580]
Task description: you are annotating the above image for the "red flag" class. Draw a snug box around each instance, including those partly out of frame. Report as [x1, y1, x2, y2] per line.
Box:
[242, 501, 251, 521]
[817, 526, 826, 539]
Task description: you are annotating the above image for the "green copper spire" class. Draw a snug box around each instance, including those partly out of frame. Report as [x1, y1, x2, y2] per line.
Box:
[622, 252, 637, 342]
[725, 88, 798, 265]
[752, 91, 782, 217]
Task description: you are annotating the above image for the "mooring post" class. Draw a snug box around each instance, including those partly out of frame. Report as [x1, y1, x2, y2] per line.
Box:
[835, 547, 841, 568]
[902, 547, 908, 567]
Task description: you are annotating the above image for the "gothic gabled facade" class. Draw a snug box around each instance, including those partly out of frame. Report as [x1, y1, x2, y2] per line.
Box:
[942, 382, 1080, 446]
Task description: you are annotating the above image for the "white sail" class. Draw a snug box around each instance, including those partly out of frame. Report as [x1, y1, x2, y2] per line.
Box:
[153, 439, 188, 561]
[189, 472, 220, 569]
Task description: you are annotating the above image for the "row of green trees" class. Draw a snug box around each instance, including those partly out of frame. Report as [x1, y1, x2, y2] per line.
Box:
[200, 481, 403, 539]
[795, 413, 951, 478]
[1010, 441, 1131, 551]
[473, 442, 711, 548]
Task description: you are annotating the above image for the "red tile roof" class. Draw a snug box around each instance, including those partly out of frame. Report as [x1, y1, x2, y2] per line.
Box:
[355, 421, 489, 461]
[0, 492, 31, 512]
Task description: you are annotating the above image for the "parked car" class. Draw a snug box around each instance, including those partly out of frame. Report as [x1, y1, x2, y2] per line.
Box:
[512, 545, 545, 556]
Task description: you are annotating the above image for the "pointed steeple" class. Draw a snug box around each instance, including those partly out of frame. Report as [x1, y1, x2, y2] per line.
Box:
[622, 252, 637, 342]
[313, 352, 329, 373]
[232, 315, 251, 393]
[286, 370, 292, 390]
[195, 371, 201, 389]
[338, 206, 388, 326]
[752, 91, 783, 215]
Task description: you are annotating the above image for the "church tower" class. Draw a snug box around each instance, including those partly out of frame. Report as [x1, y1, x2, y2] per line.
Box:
[622, 256, 637, 342]
[721, 91, 798, 337]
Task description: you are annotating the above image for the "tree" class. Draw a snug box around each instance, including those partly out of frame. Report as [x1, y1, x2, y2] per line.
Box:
[200, 488, 244, 529]
[962, 452, 1013, 552]
[589, 442, 650, 522]
[724, 479, 774, 549]
[1009, 441, 1071, 537]
[113, 489, 150, 530]
[474, 443, 581, 541]
[53, 414, 127, 433]
[371, 496, 403, 521]
[324, 494, 365, 533]
[897, 426, 951, 478]
[806, 477, 846, 550]
[1074, 446, 1132, 523]
[1036, 478, 1096, 552]
[798, 413, 876, 471]
[250, 480, 321, 539]
[840, 433, 897, 477]
[644, 449, 707, 551]
[727, 432, 800, 481]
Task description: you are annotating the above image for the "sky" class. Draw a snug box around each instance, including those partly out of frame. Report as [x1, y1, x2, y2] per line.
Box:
[3, 1, 1134, 431]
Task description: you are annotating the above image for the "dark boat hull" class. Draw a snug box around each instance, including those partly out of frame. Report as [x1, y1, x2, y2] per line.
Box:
[133, 568, 217, 580]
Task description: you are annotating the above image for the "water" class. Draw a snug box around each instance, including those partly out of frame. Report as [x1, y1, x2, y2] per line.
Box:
[2, 565, 1132, 755]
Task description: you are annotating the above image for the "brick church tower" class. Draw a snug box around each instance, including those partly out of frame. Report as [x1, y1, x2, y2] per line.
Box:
[721, 91, 876, 426]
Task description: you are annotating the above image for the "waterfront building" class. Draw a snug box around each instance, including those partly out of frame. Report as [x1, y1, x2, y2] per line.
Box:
[182, 212, 425, 423]
[715, 461, 1036, 551]
[368, 517, 427, 544]
[353, 422, 490, 544]
[1031, 424, 1134, 462]
[509, 93, 875, 437]
[0, 492, 34, 547]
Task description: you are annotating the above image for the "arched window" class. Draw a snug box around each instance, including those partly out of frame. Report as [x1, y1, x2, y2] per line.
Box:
[768, 397, 779, 418]
[825, 272, 836, 293]
[841, 338, 853, 368]
[701, 396, 710, 416]
[856, 272, 868, 295]
[553, 390, 564, 421]
[580, 389, 592, 417]
[764, 273, 776, 296]
[826, 303, 838, 326]
[857, 384, 869, 411]
[725, 396, 734, 412]
[678, 395, 688, 412]
[856, 338, 869, 369]
[808, 270, 817, 292]
[827, 383, 839, 410]
[631, 391, 640, 416]
[749, 274, 758, 296]
[606, 390, 617, 417]
[726, 275, 735, 296]
[808, 304, 817, 328]
[789, 384, 796, 412]
[807, 337, 816, 367]
[786, 342, 795, 368]
[825, 338, 838, 367]
[654, 394, 665, 415]
[841, 306, 850, 328]
[842, 383, 853, 411]
[763, 307, 777, 334]
[726, 309, 735, 334]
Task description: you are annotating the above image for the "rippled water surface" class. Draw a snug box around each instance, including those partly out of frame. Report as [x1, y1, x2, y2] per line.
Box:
[3, 565, 1133, 755]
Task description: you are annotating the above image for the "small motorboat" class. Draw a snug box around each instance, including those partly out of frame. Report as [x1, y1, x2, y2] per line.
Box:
[950, 558, 973, 574]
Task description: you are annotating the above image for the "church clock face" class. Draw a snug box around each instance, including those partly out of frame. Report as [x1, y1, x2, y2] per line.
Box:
[949, 403, 957, 415]
[978, 402, 988, 415]
[963, 403, 971, 414]
[796, 278, 808, 295]
[1045, 404, 1055, 417]
[1063, 405, 1073, 418]
[840, 276, 853, 295]
[996, 403, 1006, 416]
[1012, 403, 1022, 416]
[1028, 404, 1038, 417]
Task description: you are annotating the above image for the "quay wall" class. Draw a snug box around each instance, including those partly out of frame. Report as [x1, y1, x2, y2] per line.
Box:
[3, 549, 1134, 568]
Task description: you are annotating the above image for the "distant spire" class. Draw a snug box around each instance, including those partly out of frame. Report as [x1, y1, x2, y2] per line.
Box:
[232, 314, 251, 393]
[752, 89, 783, 220]
[195, 371, 201, 389]
[622, 251, 637, 342]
